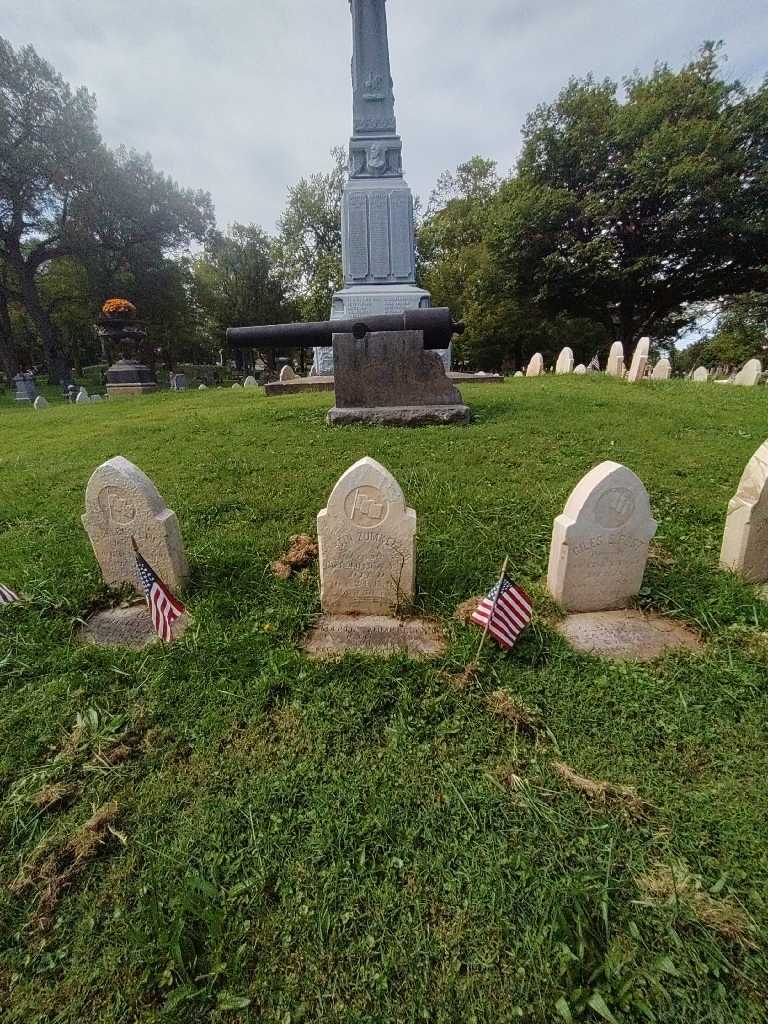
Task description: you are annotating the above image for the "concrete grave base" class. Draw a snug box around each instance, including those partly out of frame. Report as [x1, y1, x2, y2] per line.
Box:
[106, 383, 159, 399]
[327, 404, 470, 427]
[264, 376, 335, 396]
[79, 604, 190, 650]
[556, 610, 701, 662]
[305, 615, 445, 659]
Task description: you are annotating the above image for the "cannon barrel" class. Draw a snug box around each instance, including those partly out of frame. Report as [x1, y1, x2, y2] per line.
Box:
[226, 307, 465, 350]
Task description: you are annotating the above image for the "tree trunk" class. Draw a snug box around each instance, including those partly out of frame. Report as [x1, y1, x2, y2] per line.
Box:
[0, 291, 19, 378]
[20, 269, 71, 384]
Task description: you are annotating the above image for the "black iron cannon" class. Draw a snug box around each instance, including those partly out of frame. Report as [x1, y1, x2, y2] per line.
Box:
[226, 307, 465, 351]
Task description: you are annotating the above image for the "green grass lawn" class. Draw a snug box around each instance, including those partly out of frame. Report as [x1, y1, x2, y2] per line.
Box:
[1, 378, 766, 1024]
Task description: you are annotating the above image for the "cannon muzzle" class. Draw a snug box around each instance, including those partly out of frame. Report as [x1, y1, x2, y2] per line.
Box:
[226, 307, 465, 350]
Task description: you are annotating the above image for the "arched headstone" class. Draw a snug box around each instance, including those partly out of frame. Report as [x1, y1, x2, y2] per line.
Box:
[33, 396, 49, 410]
[82, 456, 189, 595]
[514, 371, 524, 377]
[692, 367, 710, 383]
[526, 353, 544, 377]
[555, 348, 574, 375]
[280, 366, 298, 382]
[547, 461, 657, 612]
[198, 384, 208, 390]
[627, 338, 650, 383]
[720, 440, 768, 583]
[317, 457, 416, 615]
[734, 359, 762, 387]
[231, 383, 242, 390]
[652, 359, 671, 381]
[75, 389, 90, 404]
[606, 342, 625, 378]
[243, 375, 258, 388]
[574, 364, 587, 375]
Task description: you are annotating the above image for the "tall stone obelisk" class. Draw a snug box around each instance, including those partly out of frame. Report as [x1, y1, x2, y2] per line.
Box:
[315, 0, 443, 374]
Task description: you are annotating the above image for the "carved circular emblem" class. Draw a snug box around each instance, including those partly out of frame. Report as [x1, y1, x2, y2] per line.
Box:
[595, 488, 636, 529]
[97, 486, 137, 527]
[345, 485, 389, 528]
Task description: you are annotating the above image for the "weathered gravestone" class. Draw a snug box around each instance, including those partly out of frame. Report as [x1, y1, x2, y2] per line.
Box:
[14, 374, 38, 403]
[82, 456, 189, 595]
[574, 364, 587, 375]
[652, 358, 672, 381]
[692, 367, 710, 383]
[606, 342, 625, 378]
[547, 461, 658, 612]
[231, 383, 242, 390]
[555, 348, 575, 375]
[279, 366, 297, 382]
[327, 331, 469, 426]
[243, 375, 258, 388]
[76, 388, 89, 404]
[198, 384, 208, 390]
[317, 457, 416, 615]
[514, 371, 524, 377]
[627, 338, 650, 383]
[526, 353, 544, 377]
[33, 396, 49, 410]
[91, 394, 103, 402]
[720, 440, 768, 583]
[734, 359, 762, 387]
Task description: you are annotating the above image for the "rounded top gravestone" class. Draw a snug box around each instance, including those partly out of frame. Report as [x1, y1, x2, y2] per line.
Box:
[82, 456, 189, 595]
[547, 461, 658, 612]
[33, 395, 49, 410]
[692, 367, 710, 383]
[652, 358, 672, 381]
[555, 348, 575, 375]
[734, 358, 762, 387]
[720, 440, 768, 584]
[243, 376, 258, 388]
[627, 338, 650, 383]
[526, 353, 544, 377]
[317, 456, 416, 616]
[279, 366, 297, 382]
[606, 342, 625, 378]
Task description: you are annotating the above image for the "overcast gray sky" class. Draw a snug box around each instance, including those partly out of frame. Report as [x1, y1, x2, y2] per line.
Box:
[4, 1, 766, 233]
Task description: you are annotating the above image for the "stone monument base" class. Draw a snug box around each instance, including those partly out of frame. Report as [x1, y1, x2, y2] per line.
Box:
[556, 611, 701, 662]
[79, 604, 190, 650]
[106, 383, 159, 399]
[327, 404, 470, 427]
[264, 376, 335, 396]
[305, 615, 445, 659]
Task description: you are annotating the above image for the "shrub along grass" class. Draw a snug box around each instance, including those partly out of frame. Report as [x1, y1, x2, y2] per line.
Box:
[1, 378, 766, 1024]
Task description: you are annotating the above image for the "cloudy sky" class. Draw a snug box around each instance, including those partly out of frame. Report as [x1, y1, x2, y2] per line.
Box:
[5, 1, 766, 233]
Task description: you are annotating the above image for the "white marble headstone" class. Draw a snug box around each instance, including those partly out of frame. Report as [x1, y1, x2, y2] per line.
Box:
[720, 440, 768, 583]
[555, 348, 575, 375]
[734, 359, 762, 387]
[627, 338, 650, 383]
[317, 457, 416, 616]
[692, 367, 710, 383]
[243, 376, 258, 388]
[280, 366, 297, 382]
[574, 364, 587, 375]
[606, 342, 625, 378]
[547, 461, 658, 612]
[75, 389, 90, 404]
[652, 359, 672, 381]
[33, 396, 49, 410]
[82, 456, 189, 595]
[526, 353, 544, 377]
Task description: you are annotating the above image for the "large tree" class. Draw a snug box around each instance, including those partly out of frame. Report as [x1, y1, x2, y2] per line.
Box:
[486, 44, 768, 348]
[0, 39, 214, 382]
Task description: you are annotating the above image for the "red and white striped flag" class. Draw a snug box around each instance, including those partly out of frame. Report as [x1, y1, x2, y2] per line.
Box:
[472, 575, 533, 651]
[0, 584, 20, 606]
[132, 540, 186, 643]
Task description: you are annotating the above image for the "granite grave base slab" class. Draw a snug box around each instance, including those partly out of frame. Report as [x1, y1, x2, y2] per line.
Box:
[106, 383, 159, 399]
[79, 605, 190, 650]
[305, 615, 445, 659]
[264, 376, 335, 396]
[327, 404, 470, 427]
[556, 610, 701, 662]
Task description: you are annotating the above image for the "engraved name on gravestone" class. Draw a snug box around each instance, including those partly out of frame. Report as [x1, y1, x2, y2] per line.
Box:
[720, 440, 768, 583]
[317, 456, 416, 615]
[82, 456, 189, 595]
[547, 461, 658, 612]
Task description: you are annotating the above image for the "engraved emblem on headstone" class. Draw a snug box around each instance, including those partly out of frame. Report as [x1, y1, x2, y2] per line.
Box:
[97, 486, 137, 527]
[345, 485, 389, 527]
[595, 488, 636, 529]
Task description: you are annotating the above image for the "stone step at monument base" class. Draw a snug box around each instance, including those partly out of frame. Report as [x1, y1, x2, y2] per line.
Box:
[264, 376, 335, 396]
[448, 372, 504, 384]
[106, 383, 159, 398]
[327, 404, 470, 427]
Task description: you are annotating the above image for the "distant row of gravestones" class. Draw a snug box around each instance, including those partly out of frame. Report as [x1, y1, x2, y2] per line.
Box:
[76, 436, 768, 645]
[520, 339, 764, 386]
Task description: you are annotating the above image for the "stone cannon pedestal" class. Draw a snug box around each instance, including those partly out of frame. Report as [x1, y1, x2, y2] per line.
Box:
[327, 330, 469, 427]
[106, 359, 159, 399]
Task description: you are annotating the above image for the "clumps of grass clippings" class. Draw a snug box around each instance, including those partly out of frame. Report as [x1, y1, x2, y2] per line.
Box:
[31, 783, 79, 813]
[11, 802, 122, 931]
[637, 862, 758, 949]
[487, 689, 541, 735]
[553, 761, 653, 819]
[454, 596, 482, 624]
[271, 534, 318, 580]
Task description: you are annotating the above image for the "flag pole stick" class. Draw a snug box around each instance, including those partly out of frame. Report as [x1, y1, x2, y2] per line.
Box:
[475, 556, 509, 661]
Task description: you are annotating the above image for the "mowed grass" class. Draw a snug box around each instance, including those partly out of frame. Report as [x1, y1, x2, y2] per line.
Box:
[0, 378, 767, 1024]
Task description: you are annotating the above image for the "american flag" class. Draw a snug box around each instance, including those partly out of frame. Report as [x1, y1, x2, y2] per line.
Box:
[472, 576, 533, 650]
[132, 541, 186, 643]
[588, 353, 601, 371]
[0, 584, 20, 606]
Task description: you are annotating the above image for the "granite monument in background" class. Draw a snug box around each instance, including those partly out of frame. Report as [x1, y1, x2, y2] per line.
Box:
[315, 0, 447, 375]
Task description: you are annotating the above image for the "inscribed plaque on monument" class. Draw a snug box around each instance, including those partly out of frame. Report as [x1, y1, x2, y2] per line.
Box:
[368, 192, 391, 279]
[547, 461, 657, 612]
[389, 191, 413, 278]
[82, 456, 189, 595]
[317, 457, 416, 615]
[347, 193, 370, 280]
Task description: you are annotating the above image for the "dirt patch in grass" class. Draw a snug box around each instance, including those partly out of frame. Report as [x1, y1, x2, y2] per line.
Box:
[11, 802, 122, 931]
[488, 690, 541, 735]
[31, 783, 79, 812]
[454, 597, 482, 624]
[637, 862, 757, 948]
[553, 761, 652, 819]
[271, 534, 318, 580]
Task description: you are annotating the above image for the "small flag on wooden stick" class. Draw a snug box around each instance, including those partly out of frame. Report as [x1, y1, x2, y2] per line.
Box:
[472, 562, 533, 652]
[131, 539, 186, 643]
[588, 353, 601, 372]
[0, 584, 21, 606]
